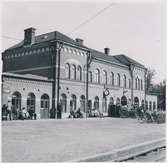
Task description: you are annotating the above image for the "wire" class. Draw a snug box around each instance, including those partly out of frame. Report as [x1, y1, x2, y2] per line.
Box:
[67, 2, 115, 35]
[1, 35, 22, 41]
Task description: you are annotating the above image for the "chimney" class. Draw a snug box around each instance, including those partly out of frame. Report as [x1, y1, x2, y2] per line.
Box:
[104, 48, 110, 55]
[24, 27, 36, 45]
[75, 38, 84, 46]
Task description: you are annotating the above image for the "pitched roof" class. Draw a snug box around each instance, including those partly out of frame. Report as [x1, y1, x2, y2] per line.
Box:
[89, 49, 127, 67]
[6, 31, 87, 51]
[113, 54, 145, 68]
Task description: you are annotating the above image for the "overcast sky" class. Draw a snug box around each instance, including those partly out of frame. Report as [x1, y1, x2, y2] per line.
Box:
[1, 0, 166, 84]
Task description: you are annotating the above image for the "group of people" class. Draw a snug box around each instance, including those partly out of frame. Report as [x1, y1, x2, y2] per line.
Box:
[68, 108, 84, 118]
[2, 101, 37, 121]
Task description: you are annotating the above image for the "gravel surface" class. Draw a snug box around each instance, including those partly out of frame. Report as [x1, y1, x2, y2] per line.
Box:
[2, 118, 165, 162]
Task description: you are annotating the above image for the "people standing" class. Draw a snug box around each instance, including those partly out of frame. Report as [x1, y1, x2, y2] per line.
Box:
[2, 104, 8, 120]
[7, 100, 12, 120]
[57, 102, 62, 119]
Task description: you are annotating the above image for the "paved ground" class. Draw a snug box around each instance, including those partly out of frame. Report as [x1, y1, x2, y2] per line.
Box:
[2, 118, 165, 162]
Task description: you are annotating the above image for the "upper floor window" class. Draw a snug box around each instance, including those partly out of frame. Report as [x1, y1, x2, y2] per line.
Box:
[135, 78, 138, 89]
[77, 66, 82, 81]
[95, 69, 100, 83]
[123, 74, 126, 88]
[128, 79, 131, 88]
[110, 72, 114, 86]
[141, 80, 143, 90]
[88, 71, 92, 83]
[117, 73, 121, 87]
[103, 70, 107, 84]
[71, 64, 76, 80]
[65, 63, 70, 79]
[138, 78, 140, 90]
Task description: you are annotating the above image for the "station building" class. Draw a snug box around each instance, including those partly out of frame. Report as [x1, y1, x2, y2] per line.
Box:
[1, 27, 157, 118]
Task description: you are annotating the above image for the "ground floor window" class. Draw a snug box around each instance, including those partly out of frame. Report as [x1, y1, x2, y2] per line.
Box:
[121, 96, 127, 106]
[94, 96, 99, 110]
[12, 91, 21, 111]
[27, 93, 36, 112]
[70, 94, 77, 111]
[60, 94, 67, 113]
[80, 95, 86, 112]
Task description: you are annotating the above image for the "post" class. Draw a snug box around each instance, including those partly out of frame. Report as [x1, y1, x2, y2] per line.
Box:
[85, 51, 92, 117]
[56, 42, 63, 118]
[51, 43, 57, 118]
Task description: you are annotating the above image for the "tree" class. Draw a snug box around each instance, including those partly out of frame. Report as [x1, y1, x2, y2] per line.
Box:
[146, 68, 156, 92]
[157, 80, 166, 110]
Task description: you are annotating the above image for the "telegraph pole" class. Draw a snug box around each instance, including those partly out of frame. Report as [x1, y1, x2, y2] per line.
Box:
[51, 43, 57, 118]
[56, 42, 63, 118]
[85, 51, 92, 117]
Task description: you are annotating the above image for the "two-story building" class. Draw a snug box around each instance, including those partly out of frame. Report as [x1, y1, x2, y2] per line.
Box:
[1, 27, 157, 118]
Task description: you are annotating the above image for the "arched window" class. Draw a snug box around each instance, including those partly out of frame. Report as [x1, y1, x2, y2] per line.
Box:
[60, 94, 67, 113]
[65, 63, 70, 79]
[134, 97, 139, 107]
[141, 100, 145, 107]
[94, 96, 99, 110]
[128, 79, 131, 88]
[153, 102, 156, 110]
[88, 71, 92, 82]
[71, 64, 76, 80]
[95, 69, 100, 83]
[70, 94, 77, 110]
[121, 96, 127, 106]
[135, 78, 138, 89]
[80, 95, 86, 112]
[149, 101, 152, 110]
[123, 75, 126, 88]
[141, 80, 143, 90]
[109, 97, 114, 104]
[138, 79, 140, 90]
[117, 74, 120, 87]
[77, 66, 82, 81]
[12, 91, 21, 111]
[41, 94, 50, 109]
[145, 101, 148, 110]
[116, 98, 120, 105]
[102, 96, 107, 112]
[27, 93, 36, 112]
[110, 72, 114, 86]
[103, 70, 107, 84]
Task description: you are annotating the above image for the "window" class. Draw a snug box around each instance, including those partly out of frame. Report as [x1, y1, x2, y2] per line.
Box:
[149, 101, 152, 110]
[128, 79, 131, 88]
[141, 80, 143, 90]
[88, 71, 92, 82]
[138, 79, 140, 90]
[110, 72, 114, 86]
[123, 75, 126, 88]
[103, 70, 107, 84]
[77, 66, 82, 81]
[153, 102, 156, 110]
[71, 64, 76, 80]
[27, 93, 36, 112]
[95, 69, 100, 83]
[117, 74, 120, 87]
[135, 78, 138, 89]
[65, 63, 70, 79]
[41, 94, 50, 109]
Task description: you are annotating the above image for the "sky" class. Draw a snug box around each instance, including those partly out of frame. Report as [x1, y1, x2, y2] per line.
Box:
[1, 0, 166, 84]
